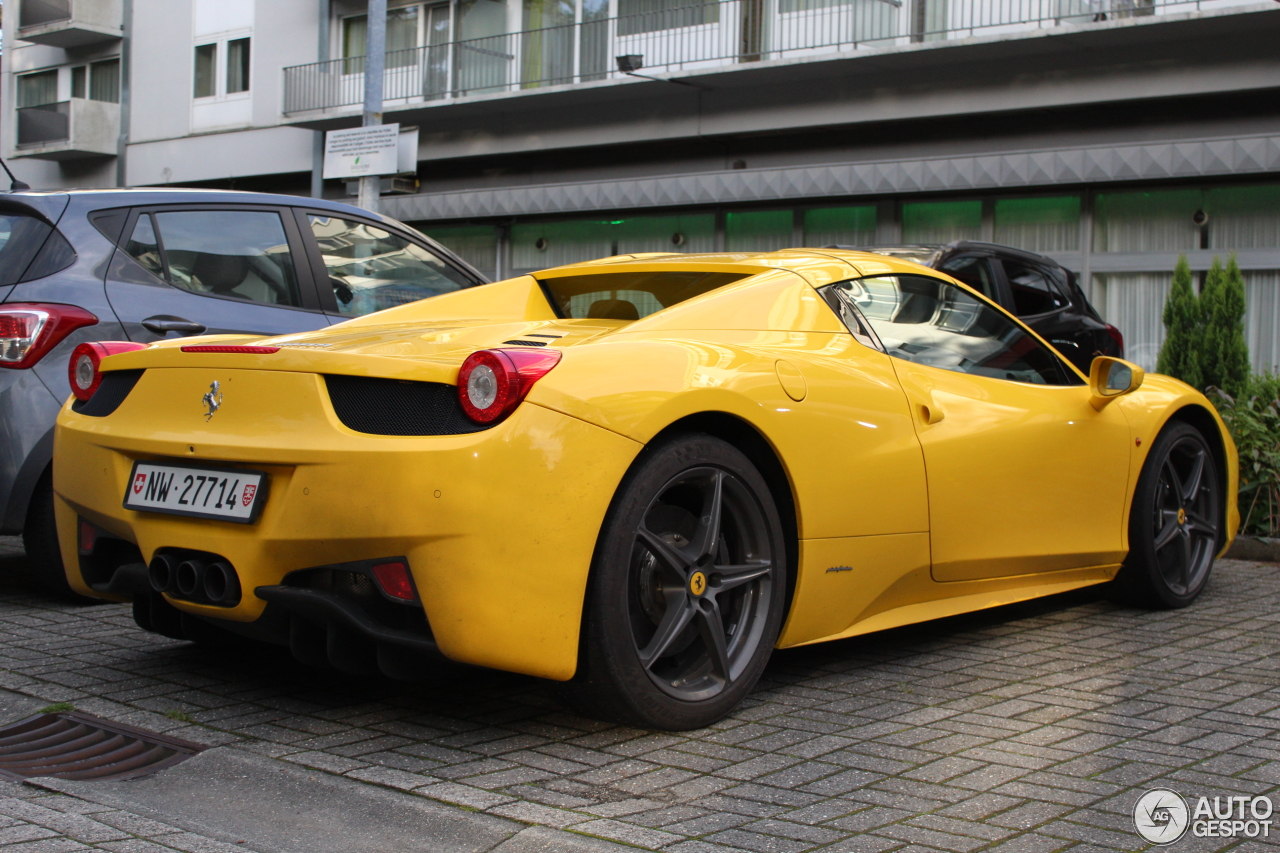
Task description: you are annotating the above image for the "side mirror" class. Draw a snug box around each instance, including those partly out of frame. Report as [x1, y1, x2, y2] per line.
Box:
[1090, 356, 1144, 410]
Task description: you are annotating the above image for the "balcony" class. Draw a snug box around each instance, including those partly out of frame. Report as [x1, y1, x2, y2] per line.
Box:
[282, 0, 1237, 115]
[13, 99, 120, 160]
[17, 0, 122, 48]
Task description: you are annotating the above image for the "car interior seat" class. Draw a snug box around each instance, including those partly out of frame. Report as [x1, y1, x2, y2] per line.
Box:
[586, 298, 641, 321]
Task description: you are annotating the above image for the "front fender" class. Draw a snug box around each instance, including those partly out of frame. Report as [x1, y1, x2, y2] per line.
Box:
[1116, 374, 1240, 556]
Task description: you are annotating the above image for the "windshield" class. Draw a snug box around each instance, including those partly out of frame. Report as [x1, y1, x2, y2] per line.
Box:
[862, 246, 943, 267]
[540, 270, 750, 321]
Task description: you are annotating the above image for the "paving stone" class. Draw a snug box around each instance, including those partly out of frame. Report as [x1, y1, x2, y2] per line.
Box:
[0, 541, 1276, 852]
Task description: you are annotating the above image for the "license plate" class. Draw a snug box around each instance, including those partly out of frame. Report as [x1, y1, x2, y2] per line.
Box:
[123, 461, 268, 524]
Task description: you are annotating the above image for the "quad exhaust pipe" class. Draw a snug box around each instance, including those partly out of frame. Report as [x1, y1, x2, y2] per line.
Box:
[148, 553, 241, 607]
[202, 561, 240, 607]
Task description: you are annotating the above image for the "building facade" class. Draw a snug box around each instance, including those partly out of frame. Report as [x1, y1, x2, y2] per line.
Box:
[4, 0, 1280, 372]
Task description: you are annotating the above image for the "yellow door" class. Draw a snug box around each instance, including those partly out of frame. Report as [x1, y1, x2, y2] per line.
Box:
[826, 272, 1132, 582]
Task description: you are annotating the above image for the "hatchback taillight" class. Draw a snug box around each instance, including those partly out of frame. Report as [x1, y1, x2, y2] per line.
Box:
[1104, 323, 1125, 356]
[68, 341, 148, 402]
[457, 348, 562, 425]
[0, 303, 98, 369]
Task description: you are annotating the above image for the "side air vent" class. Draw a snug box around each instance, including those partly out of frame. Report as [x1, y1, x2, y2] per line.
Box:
[324, 375, 490, 436]
[0, 712, 202, 782]
[501, 339, 547, 347]
[71, 369, 144, 417]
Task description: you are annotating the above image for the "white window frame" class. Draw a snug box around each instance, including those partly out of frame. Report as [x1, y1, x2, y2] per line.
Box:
[192, 30, 253, 102]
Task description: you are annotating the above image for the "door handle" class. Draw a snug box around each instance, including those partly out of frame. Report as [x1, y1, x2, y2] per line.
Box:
[142, 315, 207, 336]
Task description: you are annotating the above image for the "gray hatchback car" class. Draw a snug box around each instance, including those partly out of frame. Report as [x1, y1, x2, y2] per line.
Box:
[0, 188, 485, 596]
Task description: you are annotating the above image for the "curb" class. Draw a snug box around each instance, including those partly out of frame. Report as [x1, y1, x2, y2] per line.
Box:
[1226, 536, 1280, 562]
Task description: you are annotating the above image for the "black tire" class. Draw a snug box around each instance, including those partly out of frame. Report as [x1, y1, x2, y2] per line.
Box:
[1109, 421, 1222, 609]
[22, 469, 93, 602]
[565, 434, 788, 730]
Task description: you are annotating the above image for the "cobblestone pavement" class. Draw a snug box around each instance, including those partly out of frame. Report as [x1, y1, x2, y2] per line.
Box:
[0, 534, 1277, 852]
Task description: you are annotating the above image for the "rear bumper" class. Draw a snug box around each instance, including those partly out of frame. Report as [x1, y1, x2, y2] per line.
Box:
[53, 368, 641, 680]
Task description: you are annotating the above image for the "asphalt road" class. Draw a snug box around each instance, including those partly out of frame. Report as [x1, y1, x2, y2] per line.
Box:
[0, 535, 1276, 852]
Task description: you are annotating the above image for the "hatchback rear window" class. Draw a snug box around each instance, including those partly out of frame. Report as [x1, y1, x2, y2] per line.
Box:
[540, 271, 750, 321]
[0, 213, 63, 286]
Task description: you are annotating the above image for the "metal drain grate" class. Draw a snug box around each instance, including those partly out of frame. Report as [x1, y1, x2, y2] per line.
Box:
[0, 712, 203, 782]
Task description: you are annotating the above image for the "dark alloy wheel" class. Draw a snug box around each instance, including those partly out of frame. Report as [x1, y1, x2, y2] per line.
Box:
[567, 434, 787, 730]
[1110, 421, 1222, 609]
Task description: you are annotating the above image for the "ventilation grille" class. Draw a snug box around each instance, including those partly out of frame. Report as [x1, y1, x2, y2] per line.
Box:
[71, 370, 144, 418]
[0, 712, 203, 782]
[324, 374, 489, 437]
[501, 339, 547, 347]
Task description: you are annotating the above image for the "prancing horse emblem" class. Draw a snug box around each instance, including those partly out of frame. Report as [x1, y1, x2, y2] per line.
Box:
[202, 381, 223, 421]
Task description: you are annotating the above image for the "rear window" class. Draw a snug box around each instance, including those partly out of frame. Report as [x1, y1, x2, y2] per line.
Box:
[0, 213, 63, 286]
[540, 271, 750, 321]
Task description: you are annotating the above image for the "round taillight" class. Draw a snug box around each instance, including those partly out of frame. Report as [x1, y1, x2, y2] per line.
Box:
[458, 350, 517, 424]
[68, 341, 148, 402]
[457, 348, 562, 425]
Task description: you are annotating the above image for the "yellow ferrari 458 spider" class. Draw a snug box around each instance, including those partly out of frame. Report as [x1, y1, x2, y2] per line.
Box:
[53, 250, 1238, 730]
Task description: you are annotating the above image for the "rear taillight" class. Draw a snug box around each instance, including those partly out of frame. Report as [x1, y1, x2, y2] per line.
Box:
[457, 348, 562, 425]
[1104, 323, 1125, 356]
[68, 341, 148, 402]
[0, 303, 98, 369]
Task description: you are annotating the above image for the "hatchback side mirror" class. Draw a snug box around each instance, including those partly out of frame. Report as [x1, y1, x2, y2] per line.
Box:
[1090, 356, 1144, 409]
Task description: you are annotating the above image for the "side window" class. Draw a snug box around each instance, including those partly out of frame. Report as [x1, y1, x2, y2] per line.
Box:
[307, 215, 473, 317]
[937, 255, 998, 301]
[125, 210, 303, 308]
[1002, 259, 1069, 316]
[824, 274, 1075, 386]
[125, 214, 165, 280]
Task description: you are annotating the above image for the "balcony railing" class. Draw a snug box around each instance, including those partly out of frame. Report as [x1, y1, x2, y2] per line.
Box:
[17, 103, 71, 146]
[19, 0, 72, 29]
[283, 0, 1238, 114]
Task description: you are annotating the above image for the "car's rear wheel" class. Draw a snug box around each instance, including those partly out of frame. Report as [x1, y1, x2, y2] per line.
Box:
[1110, 421, 1221, 609]
[567, 434, 787, 730]
[22, 469, 93, 602]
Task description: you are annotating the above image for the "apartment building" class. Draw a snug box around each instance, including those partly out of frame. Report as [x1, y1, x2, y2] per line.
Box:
[4, 0, 1280, 371]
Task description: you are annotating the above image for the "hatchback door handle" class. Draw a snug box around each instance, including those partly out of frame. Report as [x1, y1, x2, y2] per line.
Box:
[142, 315, 207, 336]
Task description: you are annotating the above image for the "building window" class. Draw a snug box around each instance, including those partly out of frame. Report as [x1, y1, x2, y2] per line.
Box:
[902, 199, 983, 243]
[17, 70, 59, 108]
[194, 43, 217, 97]
[343, 7, 422, 73]
[227, 38, 251, 93]
[194, 36, 251, 99]
[63, 60, 121, 103]
[88, 59, 120, 103]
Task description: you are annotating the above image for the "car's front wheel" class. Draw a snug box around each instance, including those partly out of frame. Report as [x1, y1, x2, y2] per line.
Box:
[567, 434, 788, 731]
[1110, 421, 1222, 609]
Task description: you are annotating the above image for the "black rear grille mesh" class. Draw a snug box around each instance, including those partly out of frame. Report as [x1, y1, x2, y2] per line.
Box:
[71, 369, 144, 418]
[324, 374, 489, 436]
